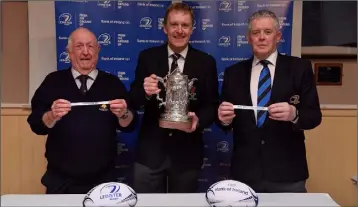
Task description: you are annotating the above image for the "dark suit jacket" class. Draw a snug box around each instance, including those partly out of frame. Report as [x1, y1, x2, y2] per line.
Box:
[130, 44, 219, 171]
[218, 53, 322, 183]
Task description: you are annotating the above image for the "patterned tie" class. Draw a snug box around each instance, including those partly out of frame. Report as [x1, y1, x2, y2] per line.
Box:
[257, 60, 272, 127]
[170, 53, 181, 74]
[77, 74, 89, 95]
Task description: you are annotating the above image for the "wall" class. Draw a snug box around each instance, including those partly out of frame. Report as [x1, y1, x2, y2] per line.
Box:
[1, 2, 29, 103]
[311, 59, 357, 104]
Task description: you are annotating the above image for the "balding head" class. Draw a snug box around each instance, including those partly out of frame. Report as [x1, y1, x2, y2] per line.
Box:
[66, 27, 100, 74]
[66, 27, 98, 52]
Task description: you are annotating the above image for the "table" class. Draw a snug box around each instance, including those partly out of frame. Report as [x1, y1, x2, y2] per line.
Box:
[1, 193, 340, 206]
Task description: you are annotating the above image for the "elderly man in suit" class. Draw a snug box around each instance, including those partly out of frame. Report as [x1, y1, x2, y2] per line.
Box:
[129, 2, 219, 193]
[217, 9, 322, 193]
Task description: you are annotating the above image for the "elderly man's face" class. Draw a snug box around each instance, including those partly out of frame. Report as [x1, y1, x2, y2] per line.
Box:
[68, 29, 99, 72]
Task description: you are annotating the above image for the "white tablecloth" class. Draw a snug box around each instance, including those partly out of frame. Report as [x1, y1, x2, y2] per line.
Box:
[1, 193, 339, 206]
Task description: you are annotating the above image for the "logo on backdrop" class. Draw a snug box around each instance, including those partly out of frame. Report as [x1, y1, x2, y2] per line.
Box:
[118, 71, 129, 81]
[219, 1, 232, 12]
[218, 72, 224, 82]
[158, 18, 164, 30]
[58, 13, 72, 26]
[139, 17, 152, 29]
[97, 0, 111, 8]
[59, 52, 70, 64]
[218, 36, 231, 47]
[117, 34, 129, 46]
[201, 19, 213, 30]
[117, 1, 129, 9]
[237, 1, 249, 12]
[237, 35, 248, 47]
[98, 33, 111, 46]
[79, 13, 92, 26]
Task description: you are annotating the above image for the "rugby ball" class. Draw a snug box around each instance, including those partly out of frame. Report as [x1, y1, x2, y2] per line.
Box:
[83, 182, 137, 207]
[206, 180, 258, 207]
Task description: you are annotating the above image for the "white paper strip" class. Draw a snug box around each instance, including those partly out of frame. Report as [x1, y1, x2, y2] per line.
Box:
[70, 101, 110, 107]
[233, 105, 268, 111]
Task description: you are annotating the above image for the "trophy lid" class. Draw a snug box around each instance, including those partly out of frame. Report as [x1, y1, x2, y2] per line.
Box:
[170, 67, 187, 80]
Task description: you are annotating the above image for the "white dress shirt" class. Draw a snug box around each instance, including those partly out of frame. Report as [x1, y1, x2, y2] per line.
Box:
[250, 50, 278, 121]
[71, 68, 98, 90]
[167, 45, 188, 73]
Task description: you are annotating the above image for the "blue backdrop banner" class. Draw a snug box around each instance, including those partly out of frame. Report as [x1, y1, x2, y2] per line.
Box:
[55, 0, 293, 192]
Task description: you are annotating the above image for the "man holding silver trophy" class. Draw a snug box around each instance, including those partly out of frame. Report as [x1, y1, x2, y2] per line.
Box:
[129, 2, 219, 193]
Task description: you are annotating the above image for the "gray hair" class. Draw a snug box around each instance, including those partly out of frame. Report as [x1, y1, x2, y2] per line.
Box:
[66, 27, 98, 51]
[248, 9, 280, 32]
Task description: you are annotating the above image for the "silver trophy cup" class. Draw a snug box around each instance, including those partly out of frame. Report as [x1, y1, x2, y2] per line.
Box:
[156, 67, 197, 130]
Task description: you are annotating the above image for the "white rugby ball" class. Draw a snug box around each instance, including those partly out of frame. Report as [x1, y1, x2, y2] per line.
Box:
[83, 182, 138, 207]
[206, 180, 259, 207]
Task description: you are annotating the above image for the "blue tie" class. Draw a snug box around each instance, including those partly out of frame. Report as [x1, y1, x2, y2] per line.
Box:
[257, 60, 271, 127]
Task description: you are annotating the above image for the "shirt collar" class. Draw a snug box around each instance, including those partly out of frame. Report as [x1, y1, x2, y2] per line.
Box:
[71, 68, 98, 80]
[252, 50, 278, 67]
[167, 45, 189, 59]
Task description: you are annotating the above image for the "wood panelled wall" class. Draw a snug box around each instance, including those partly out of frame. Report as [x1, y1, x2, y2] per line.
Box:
[1, 107, 357, 206]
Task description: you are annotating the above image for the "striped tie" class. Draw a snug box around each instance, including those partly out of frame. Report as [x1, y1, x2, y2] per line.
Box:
[170, 53, 181, 74]
[257, 60, 271, 127]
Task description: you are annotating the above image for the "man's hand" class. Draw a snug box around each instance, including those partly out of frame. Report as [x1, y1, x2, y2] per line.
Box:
[268, 102, 296, 121]
[143, 74, 161, 97]
[109, 99, 128, 118]
[179, 112, 199, 133]
[42, 99, 71, 128]
[50, 99, 71, 120]
[218, 101, 236, 125]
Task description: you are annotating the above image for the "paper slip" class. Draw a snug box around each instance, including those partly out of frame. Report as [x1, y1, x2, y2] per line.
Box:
[233, 105, 268, 111]
[70, 101, 110, 107]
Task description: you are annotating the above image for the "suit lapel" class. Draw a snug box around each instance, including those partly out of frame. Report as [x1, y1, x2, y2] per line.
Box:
[243, 57, 257, 125]
[269, 53, 287, 104]
[157, 44, 170, 78]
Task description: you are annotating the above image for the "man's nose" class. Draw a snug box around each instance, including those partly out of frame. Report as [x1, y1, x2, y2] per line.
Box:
[82, 46, 89, 54]
[259, 32, 265, 40]
[176, 25, 184, 33]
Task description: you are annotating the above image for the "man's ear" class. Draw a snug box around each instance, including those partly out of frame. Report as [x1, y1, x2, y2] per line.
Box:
[163, 25, 168, 35]
[246, 32, 251, 44]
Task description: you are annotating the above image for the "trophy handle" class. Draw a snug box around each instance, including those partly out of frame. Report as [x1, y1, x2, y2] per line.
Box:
[156, 76, 166, 108]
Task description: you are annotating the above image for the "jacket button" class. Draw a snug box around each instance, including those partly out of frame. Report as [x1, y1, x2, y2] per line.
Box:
[169, 133, 172, 136]
[261, 140, 265, 145]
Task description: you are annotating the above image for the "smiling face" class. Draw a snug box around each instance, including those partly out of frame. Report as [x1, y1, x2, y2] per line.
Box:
[247, 17, 281, 60]
[67, 28, 100, 74]
[163, 10, 193, 53]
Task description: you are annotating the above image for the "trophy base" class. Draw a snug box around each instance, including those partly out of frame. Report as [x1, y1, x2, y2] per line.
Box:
[159, 120, 192, 131]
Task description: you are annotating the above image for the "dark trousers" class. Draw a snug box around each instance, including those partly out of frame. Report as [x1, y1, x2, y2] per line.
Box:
[244, 180, 307, 193]
[42, 167, 117, 194]
[133, 158, 200, 193]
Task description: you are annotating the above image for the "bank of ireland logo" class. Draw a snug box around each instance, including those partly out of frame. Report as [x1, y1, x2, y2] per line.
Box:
[58, 13, 72, 26]
[98, 33, 111, 46]
[139, 17, 152, 29]
[218, 36, 231, 47]
[219, 0, 231, 12]
[59, 51, 70, 63]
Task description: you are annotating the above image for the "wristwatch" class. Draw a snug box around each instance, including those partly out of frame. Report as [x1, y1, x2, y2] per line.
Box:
[119, 109, 129, 119]
[292, 109, 299, 122]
